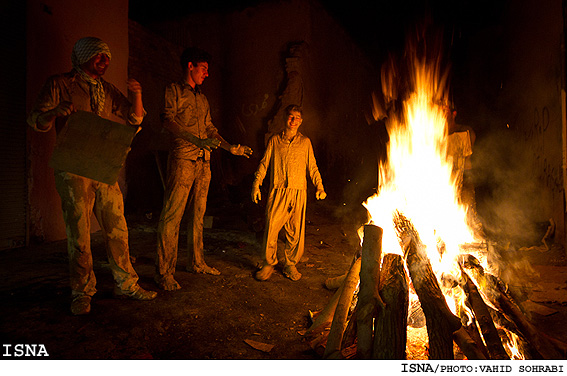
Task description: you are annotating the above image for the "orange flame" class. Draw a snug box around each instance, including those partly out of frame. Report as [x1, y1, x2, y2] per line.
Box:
[364, 49, 478, 273]
[361, 33, 524, 358]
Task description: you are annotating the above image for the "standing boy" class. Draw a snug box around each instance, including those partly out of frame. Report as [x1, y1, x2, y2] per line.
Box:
[155, 47, 252, 291]
[252, 105, 326, 281]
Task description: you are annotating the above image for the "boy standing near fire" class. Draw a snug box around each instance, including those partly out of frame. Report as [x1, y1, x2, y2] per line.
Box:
[155, 47, 253, 291]
[252, 105, 326, 281]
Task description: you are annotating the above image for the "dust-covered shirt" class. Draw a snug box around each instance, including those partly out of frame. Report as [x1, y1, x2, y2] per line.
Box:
[161, 81, 219, 161]
[27, 70, 143, 133]
[254, 132, 324, 191]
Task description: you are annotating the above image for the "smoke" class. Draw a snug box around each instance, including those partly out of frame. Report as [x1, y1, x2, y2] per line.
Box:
[473, 127, 550, 246]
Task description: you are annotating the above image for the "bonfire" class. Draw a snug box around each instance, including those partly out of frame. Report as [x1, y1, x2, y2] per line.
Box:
[304, 31, 567, 360]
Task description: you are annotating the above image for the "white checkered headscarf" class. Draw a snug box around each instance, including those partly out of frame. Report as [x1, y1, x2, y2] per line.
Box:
[71, 37, 112, 115]
[71, 37, 112, 69]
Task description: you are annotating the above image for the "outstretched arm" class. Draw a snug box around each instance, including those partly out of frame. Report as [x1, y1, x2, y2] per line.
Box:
[212, 133, 253, 158]
[162, 118, 220, 151]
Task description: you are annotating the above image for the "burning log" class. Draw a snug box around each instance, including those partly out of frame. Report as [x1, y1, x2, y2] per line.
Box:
[488, 305, 522, 336]
[408, 299, 426, 328]
[356, 225, 385, 359]
[323, 256, 362, 359]
[461, 256, 566, 359]
[461, 315, 490, 359]
[461, 268, 509, 359]
[494, 279, 565, 359]
[373, 253, 409, 359]
[394, 212, 462, 359]
[452, 327, 487, 360]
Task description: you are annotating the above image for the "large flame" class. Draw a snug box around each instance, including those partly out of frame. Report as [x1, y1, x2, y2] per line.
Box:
[364, 54, 478, 273]
[362, 35, 525, 359]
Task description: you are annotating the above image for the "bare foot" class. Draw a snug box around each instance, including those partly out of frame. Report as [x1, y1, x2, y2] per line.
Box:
[154, 275, 181, 291]
[188, 264, 221, 276]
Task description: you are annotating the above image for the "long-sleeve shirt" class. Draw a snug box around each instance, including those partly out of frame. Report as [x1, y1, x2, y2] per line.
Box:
[161, 81, 219, 161]
[254, 132, 324, 191]
[27, 70, 143, 133]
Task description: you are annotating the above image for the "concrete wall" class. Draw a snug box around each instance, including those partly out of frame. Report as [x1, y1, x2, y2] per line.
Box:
[454, 0, 565, 246]
[26, 0, 129, 241]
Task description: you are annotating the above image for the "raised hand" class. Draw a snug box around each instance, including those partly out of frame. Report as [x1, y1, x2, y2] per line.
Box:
[127, 78, 142, 94]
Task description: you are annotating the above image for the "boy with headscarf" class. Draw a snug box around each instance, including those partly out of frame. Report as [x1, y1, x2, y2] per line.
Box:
[27, 37, 157, 315]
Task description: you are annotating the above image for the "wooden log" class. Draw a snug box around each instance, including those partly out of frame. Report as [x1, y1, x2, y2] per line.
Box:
[325, 273, 347, 290]
[487, 304, 536, 358]
[307, 253, 358, 335]
[373, 253, 409, 359]
[408, 298, 426, 328]
[394, 212, 462, 359]
[488, 305, 523, 338]
[497, 327, 533, 359]
[306, 286, 342, 335]
[356, 225, 384, 359]
[494, 278, 564, 359]
[340, 305, 358, 351]
[323, 256, 362, 359]
[462, 261, 566, 359]
[452, 327, 488, 359]
[461, 269, 509, 359]
[308, 331, 328, 358]
[461, 311, 490, 359]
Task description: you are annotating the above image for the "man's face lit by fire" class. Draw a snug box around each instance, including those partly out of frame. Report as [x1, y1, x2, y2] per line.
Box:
[188, 62, 209, 87]
[286, 110, 303, 132]
[81, 53, 110, 79]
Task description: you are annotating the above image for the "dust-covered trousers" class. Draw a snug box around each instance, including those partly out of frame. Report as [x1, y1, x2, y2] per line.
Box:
[54, 171, 139, 297]
[262, 188, 307, 267]
[156, 157, 211, 276]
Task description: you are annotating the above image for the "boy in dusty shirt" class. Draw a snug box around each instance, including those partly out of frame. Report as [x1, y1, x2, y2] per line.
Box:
[252, 105, 326, 281]
[155, 47, 252, 291]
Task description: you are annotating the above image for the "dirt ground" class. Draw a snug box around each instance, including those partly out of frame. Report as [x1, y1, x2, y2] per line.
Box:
[1, 196, 566, 361]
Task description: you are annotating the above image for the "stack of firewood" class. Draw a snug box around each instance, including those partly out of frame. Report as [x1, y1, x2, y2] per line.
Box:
[304, 214, 567, 359]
